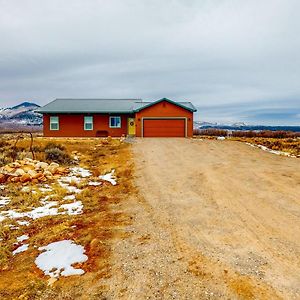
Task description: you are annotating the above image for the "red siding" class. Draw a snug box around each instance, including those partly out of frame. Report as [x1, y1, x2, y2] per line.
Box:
[43, 114, 130, 137]
[135, 100, 193, 137]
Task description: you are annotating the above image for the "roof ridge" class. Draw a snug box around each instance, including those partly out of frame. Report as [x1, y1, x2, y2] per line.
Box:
[54, 98, 142, 100]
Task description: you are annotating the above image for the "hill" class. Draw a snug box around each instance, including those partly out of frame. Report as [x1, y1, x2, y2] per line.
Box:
[0, 102, 42, 132]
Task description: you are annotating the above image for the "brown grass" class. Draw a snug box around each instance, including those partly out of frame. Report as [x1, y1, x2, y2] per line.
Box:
[232, 137, 300, 157]
[0, 136, 135, 299]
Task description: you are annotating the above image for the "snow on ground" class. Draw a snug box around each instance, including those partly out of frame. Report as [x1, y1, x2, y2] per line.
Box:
[0, 166, 116, 224]
[0, 196, 10, 207]
[12, 243, 29, 255]
[0, 197, 83, 221]
[38, 186, 53, 193]
[59, 201, 83, 215]
[7, 224, 19, 230]
[246, 143, 296, 158]
[16, 220, 30, 226]
[99, 169, 117, 185]
[63, 194, 76, 201]
[69, 167, 92, 178]
[16, 234, 29, 243]
[35, 240, 88, 278]
[88, 181, 101, 186]
[57, 177, 82, 193]
[217, 136, 226, 140]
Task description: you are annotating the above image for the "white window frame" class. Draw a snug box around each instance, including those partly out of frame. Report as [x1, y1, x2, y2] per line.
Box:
[84, 116, 93, 131]
[50, 116, 59, 131]
[109, 116, 121, 128]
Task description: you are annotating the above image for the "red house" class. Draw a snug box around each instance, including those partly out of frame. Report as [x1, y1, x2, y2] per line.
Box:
[37, 98, 197, 138]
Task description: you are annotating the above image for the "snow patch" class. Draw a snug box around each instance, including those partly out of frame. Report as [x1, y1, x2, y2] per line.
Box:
[58, 181, 82, 194]
[99, 169, 117, 185]
[88, 181, 101, 186]
[63, 194, 76, 201]
[59, 201, 83, 215]
[217, 136, 226, 140]
[39, 187, 53, 193]
[35, 240, 88, 278]
[0, 197, 83, 221]
[17, 220, 30, 226]
[0, 196, 10, 207]
[16, 234, 29, 243]
[13, 244, 29, 255]
[246, 143, 296, 158]
[69, 167, 92, 178]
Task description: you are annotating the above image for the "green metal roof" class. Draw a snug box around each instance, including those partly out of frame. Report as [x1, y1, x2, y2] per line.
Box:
[37, 98, 197, 114]
[133, 98, 196, 112]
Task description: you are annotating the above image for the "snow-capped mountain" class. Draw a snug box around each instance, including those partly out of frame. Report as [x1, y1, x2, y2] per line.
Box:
[0, 102, 42, 127]
[194, 121, 247, 128]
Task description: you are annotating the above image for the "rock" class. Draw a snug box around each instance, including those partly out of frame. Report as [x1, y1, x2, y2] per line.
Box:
[50, 162, 59, 168]
[47, 166, 58, 175]
[0, 174, 6, 183]
[35, 162, 48, 170]
[14, 168, 25, 176]
[3, 165, 14, 174]
[23, 165, 35, 172]
[32, 173, 43, 180]
[11, 177, 20, 183]
[24, 158, 34, 163]
[43, 170, 53, 177]
[40, 176, 47, 182]
[55, 167, 67, 175]
[11, 162, 21, 168]
[27, 169, 37, 178]
[20, 173, 31, 183]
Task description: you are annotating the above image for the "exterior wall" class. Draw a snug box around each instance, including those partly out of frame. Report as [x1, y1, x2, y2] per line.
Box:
[135, 100, 194, 137]
[43, 114, 131, 137]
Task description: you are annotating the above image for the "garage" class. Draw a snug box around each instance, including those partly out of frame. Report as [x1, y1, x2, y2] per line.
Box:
[143, 118, 186, 137]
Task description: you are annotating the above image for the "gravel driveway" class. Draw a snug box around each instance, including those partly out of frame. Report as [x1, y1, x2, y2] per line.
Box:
[107, 138, 300, 299]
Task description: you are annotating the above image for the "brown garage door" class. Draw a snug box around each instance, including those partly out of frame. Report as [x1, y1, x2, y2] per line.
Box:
[143, 119, 185, 137]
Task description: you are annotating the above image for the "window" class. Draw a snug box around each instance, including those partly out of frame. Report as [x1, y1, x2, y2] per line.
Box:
[50, 116, 59, 130]
[109, 116, 121, 128]
[84, 116, 93, 130]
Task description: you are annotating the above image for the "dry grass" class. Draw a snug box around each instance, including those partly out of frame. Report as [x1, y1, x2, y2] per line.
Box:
[232, 137, 300, 157]
[0, 136, 135, 299]
[194, 128, 300, 138]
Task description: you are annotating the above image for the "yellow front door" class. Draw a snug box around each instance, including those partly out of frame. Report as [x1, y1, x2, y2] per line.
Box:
[127, 118, 136, 135]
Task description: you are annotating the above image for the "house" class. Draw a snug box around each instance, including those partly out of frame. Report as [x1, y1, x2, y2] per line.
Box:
[37, 98, 197, 138]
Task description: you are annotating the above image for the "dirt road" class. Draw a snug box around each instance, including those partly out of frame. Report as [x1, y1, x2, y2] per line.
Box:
[107, 138, 300, 299]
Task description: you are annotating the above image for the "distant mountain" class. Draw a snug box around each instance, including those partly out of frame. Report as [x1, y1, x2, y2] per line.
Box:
[194, 121, 300, 132]
[0, 102, 42, 130]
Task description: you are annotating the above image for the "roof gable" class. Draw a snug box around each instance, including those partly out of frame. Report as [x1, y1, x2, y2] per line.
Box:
[133, 98, 197, 112]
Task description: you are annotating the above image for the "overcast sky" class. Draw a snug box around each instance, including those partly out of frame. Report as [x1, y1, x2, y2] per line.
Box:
[0, 0, 299, 124]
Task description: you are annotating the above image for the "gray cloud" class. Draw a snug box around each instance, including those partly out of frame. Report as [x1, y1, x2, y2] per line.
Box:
[0, 0, 300, 124]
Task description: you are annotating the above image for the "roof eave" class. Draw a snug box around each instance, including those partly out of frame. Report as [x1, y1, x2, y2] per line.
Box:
[37, 111, 135, 114]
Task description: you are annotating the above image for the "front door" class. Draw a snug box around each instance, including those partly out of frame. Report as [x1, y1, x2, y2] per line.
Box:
[127, 118, 136, 135]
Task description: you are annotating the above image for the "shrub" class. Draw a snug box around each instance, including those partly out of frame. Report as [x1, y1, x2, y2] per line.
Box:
[0, 140, 9, 149]
[232, 130, 300, 138]
[45, 147, 71, 164]
[0, 154, 11, 167]
[194, 128, 227, 136]
[44, 142, 66, 151]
